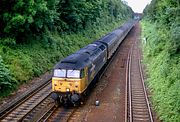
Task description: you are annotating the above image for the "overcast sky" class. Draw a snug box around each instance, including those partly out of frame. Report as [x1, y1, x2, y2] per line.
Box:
[124, 0, 152, 13]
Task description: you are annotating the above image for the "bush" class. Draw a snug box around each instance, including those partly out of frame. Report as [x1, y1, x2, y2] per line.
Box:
[142, 1, 180, 121]
[141, 21, 180, 122]
[0, 56, 17, 97]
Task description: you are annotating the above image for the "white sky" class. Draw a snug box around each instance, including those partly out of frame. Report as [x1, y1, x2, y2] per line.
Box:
[123, 0, 152, 13]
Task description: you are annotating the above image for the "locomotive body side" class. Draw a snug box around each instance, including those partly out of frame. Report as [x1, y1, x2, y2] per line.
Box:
[88, 43, 107, 79]
[51, 52, 91, 105]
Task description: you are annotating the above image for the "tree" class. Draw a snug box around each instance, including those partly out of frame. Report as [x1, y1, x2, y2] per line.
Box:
[0, 0, 59, 42]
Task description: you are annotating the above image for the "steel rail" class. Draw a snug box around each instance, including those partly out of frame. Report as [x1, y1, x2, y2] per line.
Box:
[126, 39, 154, 122]
[0, 83, 52, 121]
[37, 105, 57, 122]
[124, 51, 129, 122]
[0, 74, 52, 118]
[43, 107, 77, 122]
[128, 44, 134, 122]
[18, 93, 52, 122]
[125, 43, 134, 122]
[138, 48, 154, 122]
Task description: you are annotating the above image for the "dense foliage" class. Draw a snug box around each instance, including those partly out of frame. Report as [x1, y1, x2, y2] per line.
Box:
[0, 0, 59, 42]
[58, 0, 133, 32]
[0, 0, 133, 41]
[142, 0, 180, 121]
[0, 56, 17, 96]
[0, 0, 133, 97]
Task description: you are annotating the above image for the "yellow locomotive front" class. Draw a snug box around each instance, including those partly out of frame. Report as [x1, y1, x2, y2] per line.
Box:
[51, 68, 89, 105]
[52, 68, 88, 94]
[50, 51, 91, 106]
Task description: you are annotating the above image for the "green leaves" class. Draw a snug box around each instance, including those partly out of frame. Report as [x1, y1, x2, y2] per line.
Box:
[141, 20, 180, 122]
[0, 38, 16, 46]
[58, 0, 133, 32]
[0, 56, 17, 97]
[0, 0, 133, 42]
[0, 0, 59, 40]
[4, 14, 26, 33]
[143, 0, 179, 26]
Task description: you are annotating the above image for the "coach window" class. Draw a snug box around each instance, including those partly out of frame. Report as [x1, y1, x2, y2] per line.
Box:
[99, 45, 105, 51]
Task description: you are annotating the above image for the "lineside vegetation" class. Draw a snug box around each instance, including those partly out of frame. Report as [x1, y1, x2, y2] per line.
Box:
[141, 0, 180, 121]
[0, 0, 133, 98]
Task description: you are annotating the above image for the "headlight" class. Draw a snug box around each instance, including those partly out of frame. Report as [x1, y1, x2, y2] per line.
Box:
[66, 88, 70, 92]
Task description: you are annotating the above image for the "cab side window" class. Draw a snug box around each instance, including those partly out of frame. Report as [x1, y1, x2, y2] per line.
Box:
[80, 69, 85, 78]
[99, 45, 105, 51]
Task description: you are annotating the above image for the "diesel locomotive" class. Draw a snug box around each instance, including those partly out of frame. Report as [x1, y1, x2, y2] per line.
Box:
[51, 20, 135, 106]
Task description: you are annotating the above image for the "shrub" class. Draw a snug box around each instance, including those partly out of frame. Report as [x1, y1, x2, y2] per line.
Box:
[0, 56, 17, 97]
[141, 21, 180, 122]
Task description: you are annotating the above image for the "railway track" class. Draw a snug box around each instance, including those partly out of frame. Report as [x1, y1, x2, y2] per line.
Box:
[39, 106, 78, 122]
[125, 40, 153, 122]
[0, 81, 52, 122]
[21, 95, 55, 122]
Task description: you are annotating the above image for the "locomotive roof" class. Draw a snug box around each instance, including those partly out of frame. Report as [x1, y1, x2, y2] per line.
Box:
[77, 44, 98, 54]
[54, 43, 106, 70]
[54, 52, 90, 69]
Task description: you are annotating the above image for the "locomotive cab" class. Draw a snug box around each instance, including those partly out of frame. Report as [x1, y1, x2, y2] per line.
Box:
[52, 68, 88, 94]
[51, 42, 108, 106]
[51, 67, 89, 105]
[51, 52, 91, 106]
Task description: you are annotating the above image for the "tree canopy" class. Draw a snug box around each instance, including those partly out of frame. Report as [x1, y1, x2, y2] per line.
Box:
[0, 0, 133, 42]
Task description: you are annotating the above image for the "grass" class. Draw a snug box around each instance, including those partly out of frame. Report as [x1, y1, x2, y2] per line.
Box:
[141, 20, 180, 122]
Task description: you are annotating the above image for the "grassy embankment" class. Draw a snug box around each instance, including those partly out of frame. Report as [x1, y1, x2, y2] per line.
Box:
[141, 21, 180, 122]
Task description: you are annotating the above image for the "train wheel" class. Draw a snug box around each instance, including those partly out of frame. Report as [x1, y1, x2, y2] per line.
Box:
[54, 99, 61, 107]
[80, 95, 85, 105]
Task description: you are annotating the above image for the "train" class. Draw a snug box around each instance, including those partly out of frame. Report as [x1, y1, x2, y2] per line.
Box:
[51, 20, 136, 106]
